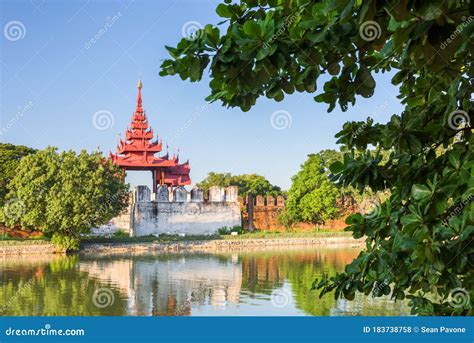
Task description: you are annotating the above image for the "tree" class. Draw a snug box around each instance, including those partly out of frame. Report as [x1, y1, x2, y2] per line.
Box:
[2, 147, 129, 250]
[197, 172, 282, 197]
[0, 143, 36, 207]
[160, 0, 473, 315]
[283, 153, 340, 227]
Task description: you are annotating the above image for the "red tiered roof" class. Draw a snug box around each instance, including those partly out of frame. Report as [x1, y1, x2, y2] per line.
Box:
[110, 80, 191, 187]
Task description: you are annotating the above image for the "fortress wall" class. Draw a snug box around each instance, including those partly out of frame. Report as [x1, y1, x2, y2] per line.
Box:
[122, 185, 241, 237]
[244, 194, 352, 231]
[132, 201, 241, 237]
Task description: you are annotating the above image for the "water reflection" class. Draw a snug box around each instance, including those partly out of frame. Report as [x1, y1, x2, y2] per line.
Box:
[0, 247, 410, 316]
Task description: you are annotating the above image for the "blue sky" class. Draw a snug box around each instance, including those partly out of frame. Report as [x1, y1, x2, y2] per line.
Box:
[0, 0, 403, 190]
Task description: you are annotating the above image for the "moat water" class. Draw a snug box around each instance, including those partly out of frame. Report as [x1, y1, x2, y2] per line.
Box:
[0, 247, 410, 316]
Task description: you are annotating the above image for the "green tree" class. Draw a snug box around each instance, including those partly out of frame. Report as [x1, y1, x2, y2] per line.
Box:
[160, 0, 473, 315]
[0, 143, 36, 207]
[2, 147, 129, 249]
[197, 172, 282, 197]
[283, 153, 340, 227]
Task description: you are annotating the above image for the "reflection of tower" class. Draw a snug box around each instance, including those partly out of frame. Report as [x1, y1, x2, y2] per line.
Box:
[79, 253, 244, 315]
[210, 286, 227, 309]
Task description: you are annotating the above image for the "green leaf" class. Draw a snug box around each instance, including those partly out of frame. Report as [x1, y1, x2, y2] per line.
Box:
[216, 4, 233, 18]
[243, 21, 262, 38]
[411, 184, 431, 201]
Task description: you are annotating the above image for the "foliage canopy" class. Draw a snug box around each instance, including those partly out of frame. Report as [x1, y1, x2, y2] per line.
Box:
[161, 0, 473, 315]
[2, 147, 129, 245]
[282, 152, 341, 226]
[0, 143, 36, 208]
[197, 172, 282, 197]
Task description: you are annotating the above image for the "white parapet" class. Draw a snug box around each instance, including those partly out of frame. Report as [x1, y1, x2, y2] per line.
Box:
[209, 186, 225, 202]
[134, 186, 151, 203]
[225, 186, 238, 202]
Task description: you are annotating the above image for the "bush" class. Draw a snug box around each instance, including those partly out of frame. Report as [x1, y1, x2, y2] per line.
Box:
[113, 229, 129, 238]
[217, 226, 243, 235]
[50, 233, 80, 252]
[277, 210, 294, 230]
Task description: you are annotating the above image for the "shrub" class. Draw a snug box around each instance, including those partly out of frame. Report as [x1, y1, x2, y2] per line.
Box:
[113, 229, 129, 238]
[50, 233, 80, 252]
[217, 226, 243, 235]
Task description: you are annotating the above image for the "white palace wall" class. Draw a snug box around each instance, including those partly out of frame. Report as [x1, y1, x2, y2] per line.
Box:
[106, 185, 241, 237]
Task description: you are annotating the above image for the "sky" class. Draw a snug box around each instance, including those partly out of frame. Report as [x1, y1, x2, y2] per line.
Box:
[0, 0, 404, 190]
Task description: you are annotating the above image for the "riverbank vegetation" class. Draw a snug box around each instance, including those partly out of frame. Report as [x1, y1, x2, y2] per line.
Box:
[159, 0, 473, 315]
[1, 147, 129, 251]
[197, 172, 283, 197]
[1, 229, 352, 246]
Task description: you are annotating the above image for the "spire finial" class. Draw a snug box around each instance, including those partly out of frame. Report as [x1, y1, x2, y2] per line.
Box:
[136, 77, 143, 111]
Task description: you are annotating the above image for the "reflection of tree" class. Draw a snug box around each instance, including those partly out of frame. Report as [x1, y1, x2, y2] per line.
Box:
[0, 255, 126, 316]
[239, 248, 409, 316]
[0, 249, 409, 316]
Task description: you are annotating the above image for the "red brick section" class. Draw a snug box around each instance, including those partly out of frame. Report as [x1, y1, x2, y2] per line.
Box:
[1, 225, 43, 238]
[241, 195, 355, 231]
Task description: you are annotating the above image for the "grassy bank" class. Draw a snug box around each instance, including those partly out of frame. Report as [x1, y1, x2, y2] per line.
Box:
[81, 230, 352, 244]
[220, 231, 351, 240]
[0, 239, 50, 246]
[1, 230, 353, 247]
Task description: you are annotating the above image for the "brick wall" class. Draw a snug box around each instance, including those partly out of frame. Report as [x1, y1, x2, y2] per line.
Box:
[242, 194, 352, 231]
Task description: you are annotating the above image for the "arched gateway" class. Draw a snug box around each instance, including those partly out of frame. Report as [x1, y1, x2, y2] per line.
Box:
[110, 80, 191, 194]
